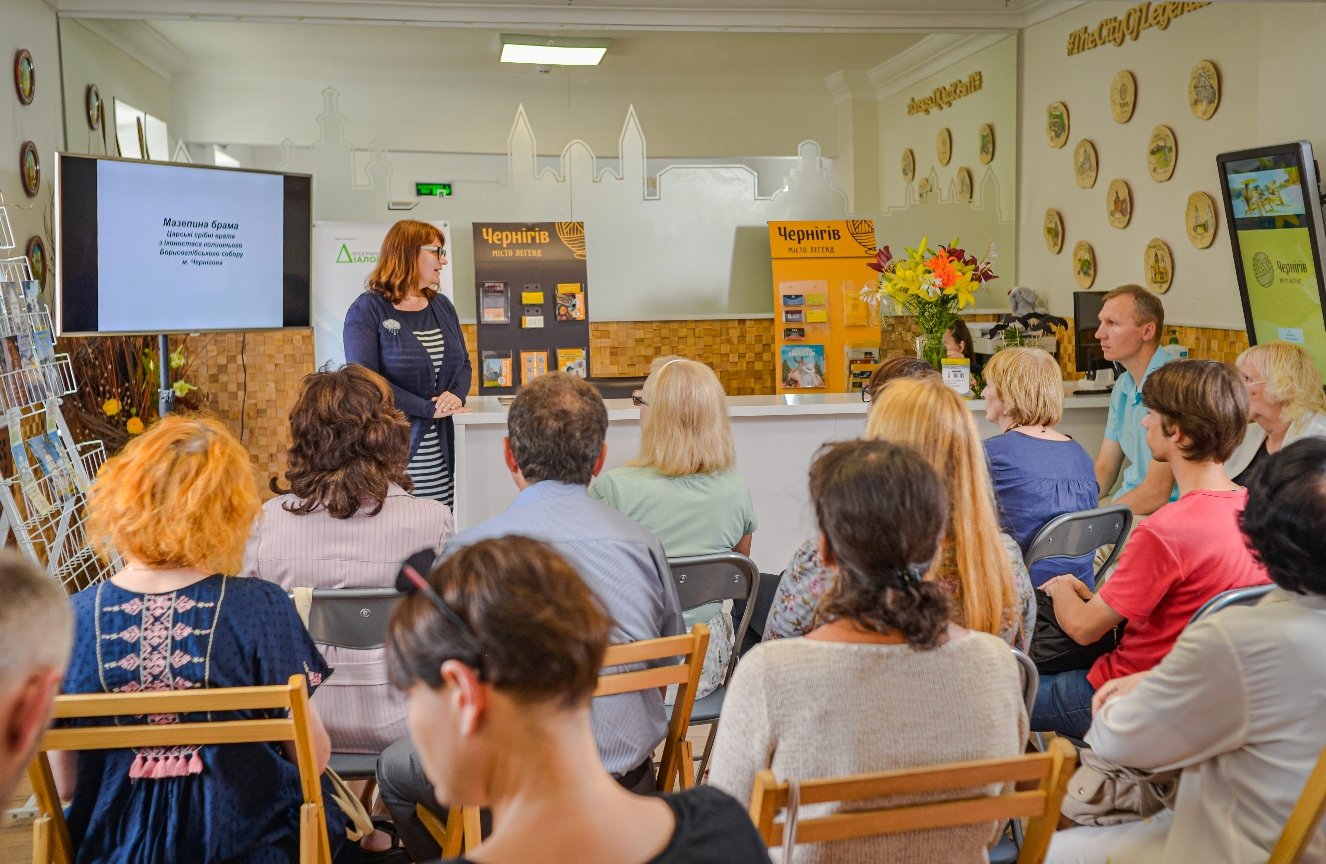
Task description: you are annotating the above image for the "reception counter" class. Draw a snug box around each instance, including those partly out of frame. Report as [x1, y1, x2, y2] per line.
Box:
[453, 388, 1111, 573]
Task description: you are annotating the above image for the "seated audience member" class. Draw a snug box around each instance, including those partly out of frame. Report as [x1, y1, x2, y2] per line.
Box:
[944, 318, 975, 362]
[1048, 438, 1326, 864]
[385, 536, 770, 864]
[1226, 341, 1326, 484]
[243, 365, 453, 755]
[0, 551, 72, 803]
[769, 378, 1035, 651]
[1033, 360, 1271, 740]
[767, 358, 938, 640]
[62, 416, 350, 863]
[376, 372, 683, 861]
[591, 356, 756, 699]
[710, 439, 1026, 862]
[982, 347, 1099, 587]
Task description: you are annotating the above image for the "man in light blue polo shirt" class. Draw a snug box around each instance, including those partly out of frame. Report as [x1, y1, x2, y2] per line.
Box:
[1094, 284, 1179, 515]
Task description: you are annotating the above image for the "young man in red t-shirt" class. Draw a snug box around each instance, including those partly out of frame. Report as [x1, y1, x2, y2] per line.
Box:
[1031, 359, 1272, 739]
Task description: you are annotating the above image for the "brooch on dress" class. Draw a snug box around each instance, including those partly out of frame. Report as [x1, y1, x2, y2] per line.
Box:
[382, 319, 401, 337]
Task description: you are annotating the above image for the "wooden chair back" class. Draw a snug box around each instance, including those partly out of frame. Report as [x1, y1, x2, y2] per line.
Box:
[28, 674, 329, 864]
[1269, 743, 1326, 864]
[595, 623, 710, 792]
[748, 737, 1077, 864]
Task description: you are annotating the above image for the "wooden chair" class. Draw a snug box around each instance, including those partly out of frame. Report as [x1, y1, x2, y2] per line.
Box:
[28, 674, 330, 864]
[1269, 743, 1326, 864]
[748, 737, 1077, 864]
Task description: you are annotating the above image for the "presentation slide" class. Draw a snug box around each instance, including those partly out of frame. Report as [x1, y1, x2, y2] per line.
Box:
[1235, 225, 1326, 371]
[96, 161, 285, 331]
[1226, 166, 1306, 219]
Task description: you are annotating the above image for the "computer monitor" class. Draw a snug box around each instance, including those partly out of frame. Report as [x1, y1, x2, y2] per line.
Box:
[1073, 290, 1114, 377]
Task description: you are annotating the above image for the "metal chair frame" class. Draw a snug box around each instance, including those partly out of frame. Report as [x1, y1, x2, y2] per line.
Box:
[1023, 504, 1133, 585]
[1188, 583, 1275, 626]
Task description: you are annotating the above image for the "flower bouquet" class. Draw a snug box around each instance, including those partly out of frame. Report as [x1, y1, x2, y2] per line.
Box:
[861, 237, 998, 369]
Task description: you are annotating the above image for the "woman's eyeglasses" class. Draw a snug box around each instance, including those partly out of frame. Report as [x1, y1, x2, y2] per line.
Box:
[420, 245, 447, 258]
[395, 549, 484, 677]
[860, 387, 874, 403]
[631, 389, 647, 407]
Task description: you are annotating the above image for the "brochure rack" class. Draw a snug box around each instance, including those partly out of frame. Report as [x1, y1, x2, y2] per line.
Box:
[0, 198, 115, 590]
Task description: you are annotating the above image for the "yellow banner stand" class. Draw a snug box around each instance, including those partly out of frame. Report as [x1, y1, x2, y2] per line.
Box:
[768, 220, 879, 395]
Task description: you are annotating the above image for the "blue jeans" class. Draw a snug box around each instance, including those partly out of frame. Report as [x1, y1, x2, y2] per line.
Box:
[1032, 668, 1096, 740]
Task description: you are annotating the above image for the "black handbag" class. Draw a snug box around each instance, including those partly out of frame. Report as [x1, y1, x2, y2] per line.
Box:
[1030, 591, 1125, 674]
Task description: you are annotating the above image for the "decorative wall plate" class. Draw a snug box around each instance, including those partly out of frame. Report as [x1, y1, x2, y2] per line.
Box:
[26, 235, 46, 287]
[1145, 238, 1174, 294]
[901, 148, 915, 182]
[1047, 102, 1069, 148]
[1148, 126, 1177, 181]
[20, 141, 40, 197]
[1111, 70, 1136, 123]
[1044, 209, 1064, 254]
[1189, 60, 1220, 120]
[956, 167, 974, 203]
[1186, 192, 1217, 249]
[1074, 139, 1098, 189]
[1074, 240, 1096, 289]
[936, 128, 952, 166]
[86, 84, 102, 130]
[13, 49, 34, 105]
[1107, 178, 1132, 229]
[979, 123, 995, 164]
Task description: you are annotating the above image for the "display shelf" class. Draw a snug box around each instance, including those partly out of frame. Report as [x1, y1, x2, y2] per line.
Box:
[0, 257, 32, 283]
[0, 354, 76, 415]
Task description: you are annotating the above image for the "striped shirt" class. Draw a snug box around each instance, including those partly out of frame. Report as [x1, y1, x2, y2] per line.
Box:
[404, 325, 454, 507]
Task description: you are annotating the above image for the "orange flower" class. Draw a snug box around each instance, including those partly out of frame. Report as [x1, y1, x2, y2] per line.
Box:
[125, 417, 145, 435]
[926, 250, 959, 288]
[102, 398, 122, 417]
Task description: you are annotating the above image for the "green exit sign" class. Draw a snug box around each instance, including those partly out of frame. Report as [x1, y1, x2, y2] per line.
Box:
[415, 182, 453, 197]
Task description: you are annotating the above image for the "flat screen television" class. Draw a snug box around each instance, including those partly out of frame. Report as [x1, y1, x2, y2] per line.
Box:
[1073, 290, 1114, 378]
[1215, 141, 1326, 381]
[55, 153, 312, 336]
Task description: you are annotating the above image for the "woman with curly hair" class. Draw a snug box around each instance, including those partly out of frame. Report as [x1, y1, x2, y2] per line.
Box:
[709, 438, 1026, 862]
[244, 364, 453, 754]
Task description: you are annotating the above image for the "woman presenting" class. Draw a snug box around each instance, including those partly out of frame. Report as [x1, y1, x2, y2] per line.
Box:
[344, 220, 471, 507]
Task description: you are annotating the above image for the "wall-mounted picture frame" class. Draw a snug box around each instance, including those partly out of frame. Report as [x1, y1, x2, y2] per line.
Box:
[901, 148, 915, 182]
[979, 124, 995, 164]
[86, 84, 103, 130]
[1074, 139, 1098, 189]
[1107, 179, 1132, 229]
[1145, 238, 1174, 294]
[1186, 191, 1217, 249]
[20, 140, 40, 197]
[936, 128, 952, 166]
[1148, 125, 1177, 182]
[26, 235, 47, 288]
[956, 167, 973, 202]
[1044, 209, 1064, 254]
[1189, 60, 1219, 120]
[1074, 240, 1096, 288]
[1047, 102, 1069, 148]
[13, 49, 34, 105]
[1111, 70, 1136, 123]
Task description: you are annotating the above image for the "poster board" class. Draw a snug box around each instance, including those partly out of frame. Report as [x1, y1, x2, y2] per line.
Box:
[472, 222, 590, 395]
[768, 220, 878, 394]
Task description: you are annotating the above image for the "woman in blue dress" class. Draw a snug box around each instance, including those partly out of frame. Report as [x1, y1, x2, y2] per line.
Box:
[343, 220, 471, 508]
[57, 415, 351, 864]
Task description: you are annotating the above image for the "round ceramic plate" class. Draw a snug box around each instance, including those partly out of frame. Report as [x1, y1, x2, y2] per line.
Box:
[1111, 70, 1136, 123]
[957, 167, 973, 202]
[13, 49, 34, 105]
[1186, 191, 1217, 248]
[1044, 209, 1064, 254]
[901, 148, 915, 182]
[979, 123, 995, 164]
[1074, 139, 1098, 189]
[936, 128, 952, 166]
[1148, 126, 1177, 181]
[86, 83, 102, 130]
[20, 140, 40, 197]
[26, 235, 46, 287]
[1189, 60, 1219, 120]
[1107, 178, 1132, 229]
[1047, 102, 1069, 148]
[1145, 238, 1174, 294]
[1074, 240, 1096, 288]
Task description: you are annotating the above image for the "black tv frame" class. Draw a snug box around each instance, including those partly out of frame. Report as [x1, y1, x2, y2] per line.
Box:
[1072, 290, 1113, 376]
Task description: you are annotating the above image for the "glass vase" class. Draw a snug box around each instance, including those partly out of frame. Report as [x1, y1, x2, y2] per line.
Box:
[915, 332, 946, 370]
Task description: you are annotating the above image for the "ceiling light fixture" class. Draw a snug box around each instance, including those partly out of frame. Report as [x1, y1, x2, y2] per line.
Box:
[500, 34, 610, 66]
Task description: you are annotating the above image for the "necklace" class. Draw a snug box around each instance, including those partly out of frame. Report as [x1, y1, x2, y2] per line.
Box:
[1007, 422, 1048, 434]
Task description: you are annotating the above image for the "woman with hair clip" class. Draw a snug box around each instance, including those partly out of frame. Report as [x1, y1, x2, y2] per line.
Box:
[709, 439, 1026, 862]
[384, 535, 770, 864]
[344, 219, 472, 507]
[591, 356, 756, 698]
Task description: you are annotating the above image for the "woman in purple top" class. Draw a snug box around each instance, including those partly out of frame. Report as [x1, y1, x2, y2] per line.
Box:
[982, 348, 1099, 588]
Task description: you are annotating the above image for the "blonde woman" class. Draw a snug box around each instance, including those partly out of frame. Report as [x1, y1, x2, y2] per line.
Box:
[590, 357, 756, 698]
[1227, 341, 1326, 484]
[982, 348, 1099, 588]
[766, 378, 1034, 650]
